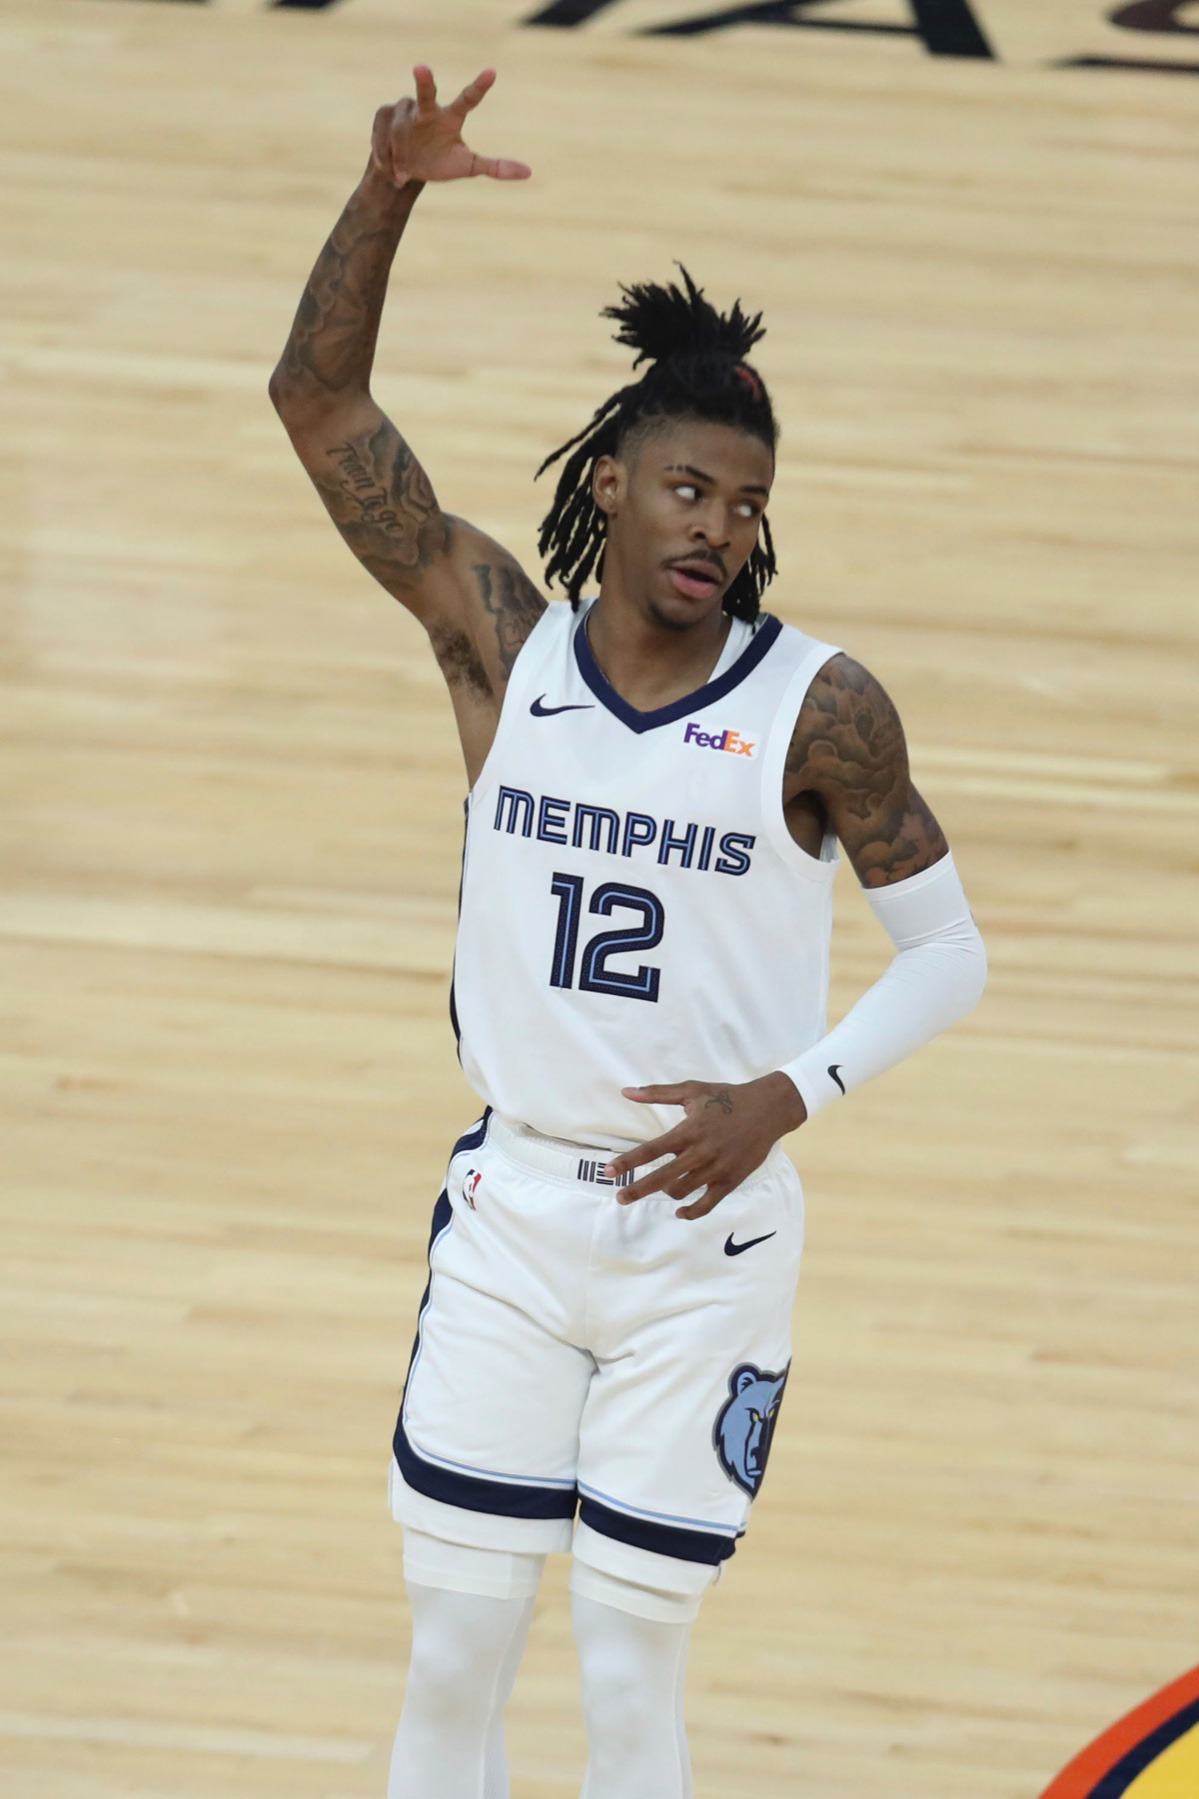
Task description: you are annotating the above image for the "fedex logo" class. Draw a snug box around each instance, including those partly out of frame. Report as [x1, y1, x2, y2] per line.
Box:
[683, 721, 755, 757]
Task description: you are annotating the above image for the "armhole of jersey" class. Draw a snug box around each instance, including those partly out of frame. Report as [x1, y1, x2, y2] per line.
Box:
[759, 641, 845, 881]
[468, 601, 562, 807]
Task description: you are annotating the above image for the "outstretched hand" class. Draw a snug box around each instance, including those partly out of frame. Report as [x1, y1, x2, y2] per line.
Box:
[605, 1074, 808, 1220]
[371, 66, 532, 188]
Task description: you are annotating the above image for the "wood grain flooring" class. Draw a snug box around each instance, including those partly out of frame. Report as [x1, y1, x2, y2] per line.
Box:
[1, 2, 1196, 1794]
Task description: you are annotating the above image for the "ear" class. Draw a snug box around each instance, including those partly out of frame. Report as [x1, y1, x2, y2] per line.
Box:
[734, 1367, 757, 1395]
[591, 453, 625, 519]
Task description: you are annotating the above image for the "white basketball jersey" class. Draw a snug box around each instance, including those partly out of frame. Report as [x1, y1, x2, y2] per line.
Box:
[451, 599, 843, 1149]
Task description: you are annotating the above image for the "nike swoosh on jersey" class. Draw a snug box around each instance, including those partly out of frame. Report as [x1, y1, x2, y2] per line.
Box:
[530, 696, 596, 717]
[724, 1231, 777, 1257]
[828, 1064, 846, 1095]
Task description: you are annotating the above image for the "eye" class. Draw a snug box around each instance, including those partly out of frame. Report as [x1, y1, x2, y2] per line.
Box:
[737, 501, 762, 520]
[673, 483, 699, 501]
[749, 1410, 761, 1423]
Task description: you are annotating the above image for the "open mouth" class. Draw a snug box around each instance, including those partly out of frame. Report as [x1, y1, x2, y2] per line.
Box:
[667, 563, 722, 600]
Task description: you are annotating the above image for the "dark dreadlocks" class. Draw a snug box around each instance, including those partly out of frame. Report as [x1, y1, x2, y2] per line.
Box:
[535, 266, 779, 624]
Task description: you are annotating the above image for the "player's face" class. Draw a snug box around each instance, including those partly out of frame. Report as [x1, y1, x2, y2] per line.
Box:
[594, 418, 774, 630]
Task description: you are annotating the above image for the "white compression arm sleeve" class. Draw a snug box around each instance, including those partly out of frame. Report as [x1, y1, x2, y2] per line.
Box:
[777, 850, 987, 1123]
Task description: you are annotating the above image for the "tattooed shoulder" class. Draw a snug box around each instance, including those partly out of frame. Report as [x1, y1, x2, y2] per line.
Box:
[786, 653, 904, 783]
[786, 654, 947, 885]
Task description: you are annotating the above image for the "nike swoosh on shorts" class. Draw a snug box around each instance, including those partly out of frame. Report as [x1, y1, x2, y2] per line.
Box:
[724, 1231, 777, 1257]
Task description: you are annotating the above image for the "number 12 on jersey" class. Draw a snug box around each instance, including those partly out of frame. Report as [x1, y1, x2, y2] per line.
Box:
[548, 873, 664, 1003]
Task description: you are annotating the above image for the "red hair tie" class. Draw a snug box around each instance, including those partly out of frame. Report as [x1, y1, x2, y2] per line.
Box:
[735, 364, 764, 402]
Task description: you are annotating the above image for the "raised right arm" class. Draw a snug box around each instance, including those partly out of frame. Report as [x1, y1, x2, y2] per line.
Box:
[269, 169, 459, 611]
[268, 70, 543, 777]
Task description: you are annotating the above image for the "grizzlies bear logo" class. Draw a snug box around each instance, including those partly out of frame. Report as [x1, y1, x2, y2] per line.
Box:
[713, 1363, 789, 1498]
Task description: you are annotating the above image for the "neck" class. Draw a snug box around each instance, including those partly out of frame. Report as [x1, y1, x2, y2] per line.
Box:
[586, 580, 732, 711]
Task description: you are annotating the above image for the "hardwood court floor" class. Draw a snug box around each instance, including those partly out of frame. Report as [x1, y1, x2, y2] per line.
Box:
[1, 2, 1196, 1795]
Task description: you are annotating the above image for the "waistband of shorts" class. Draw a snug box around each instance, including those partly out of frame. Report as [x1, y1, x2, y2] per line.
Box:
[486, 1110, 783, 1192]
[487, 1112, 667, 1188]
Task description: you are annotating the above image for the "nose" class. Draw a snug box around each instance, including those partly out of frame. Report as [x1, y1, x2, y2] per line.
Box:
[690, 504, 730, 552]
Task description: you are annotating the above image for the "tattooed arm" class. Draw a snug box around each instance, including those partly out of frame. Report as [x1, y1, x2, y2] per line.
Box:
[269, 69, 541, 778]
[783, 654, 949, 884]
[605, 657, 982, 1217]
[269, 168, 456, 614]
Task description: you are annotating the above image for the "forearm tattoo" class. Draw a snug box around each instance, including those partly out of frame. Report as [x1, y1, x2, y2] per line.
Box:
[787, 655, 948, 886]
[274, 177, 546, 687]
[278, 182, 417, 398]
[474, 561, 546, 679]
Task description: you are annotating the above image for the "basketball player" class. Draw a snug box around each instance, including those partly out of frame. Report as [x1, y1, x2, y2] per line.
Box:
[270, 65, 987, 1799]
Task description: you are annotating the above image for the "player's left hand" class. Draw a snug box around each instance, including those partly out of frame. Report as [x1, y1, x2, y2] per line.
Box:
[607, 1073, 808, 1219]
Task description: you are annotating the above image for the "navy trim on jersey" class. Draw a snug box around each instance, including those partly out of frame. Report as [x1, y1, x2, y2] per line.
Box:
[578, 1496, 738, 1565]
[394, 1416, 579, 1520]
[448, 1110, 492, 1161]
[448, 796, 469, 1056]
[573, 609, 783, 734]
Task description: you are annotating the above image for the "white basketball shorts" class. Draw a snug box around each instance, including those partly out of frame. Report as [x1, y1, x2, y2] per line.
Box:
[389, 1108, 805, 1598]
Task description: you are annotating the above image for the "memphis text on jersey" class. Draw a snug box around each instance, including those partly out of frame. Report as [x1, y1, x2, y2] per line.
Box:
[494, 785, 756, 878]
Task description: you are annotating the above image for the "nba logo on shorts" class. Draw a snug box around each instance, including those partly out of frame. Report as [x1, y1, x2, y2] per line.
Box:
[462, 1169, 482, 1210]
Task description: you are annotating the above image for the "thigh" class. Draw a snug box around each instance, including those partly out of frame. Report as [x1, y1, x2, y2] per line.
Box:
[574, 1150, 804, 1593]
[392, 1115, 595, 1552]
